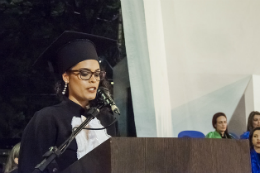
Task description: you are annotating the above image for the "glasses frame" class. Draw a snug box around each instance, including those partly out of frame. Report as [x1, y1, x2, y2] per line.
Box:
[69, 69, 106, 81]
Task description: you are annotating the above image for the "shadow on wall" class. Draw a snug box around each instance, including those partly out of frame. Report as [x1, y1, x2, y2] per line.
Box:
[228, 94, 246, 137]
[127, 88, 136, 137]
[113, 58, 136, 137]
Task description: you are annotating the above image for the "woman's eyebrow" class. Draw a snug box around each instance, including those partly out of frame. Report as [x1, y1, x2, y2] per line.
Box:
[79, 68, 101, 71]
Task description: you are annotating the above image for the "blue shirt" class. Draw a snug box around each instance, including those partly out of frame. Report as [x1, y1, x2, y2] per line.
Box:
[251, 148, 260, 173]
[240, 131, 250, 139]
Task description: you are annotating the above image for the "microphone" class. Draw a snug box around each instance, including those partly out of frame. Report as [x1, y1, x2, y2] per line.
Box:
[97, 87, 120, 115]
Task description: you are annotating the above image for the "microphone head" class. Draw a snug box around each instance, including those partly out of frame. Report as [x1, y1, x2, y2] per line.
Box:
[97, 87, 120, 115]
[96, 87, 112, 106]
[98, 86, 110, 94]
[111, 105, 120, 115]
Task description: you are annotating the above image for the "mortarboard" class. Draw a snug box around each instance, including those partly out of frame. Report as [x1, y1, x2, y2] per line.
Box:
[33, 30, 116, 75]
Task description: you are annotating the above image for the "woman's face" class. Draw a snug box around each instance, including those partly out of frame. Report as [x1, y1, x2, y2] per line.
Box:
[252, 130, 260, 148]
[14, 157, 18, 164]
[63, 59, 101, 105]
[252, 114, 260, 129]
[215, 116, 227, 133]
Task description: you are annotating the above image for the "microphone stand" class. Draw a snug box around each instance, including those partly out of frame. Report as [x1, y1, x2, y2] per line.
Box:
[32, 107, 100, 173]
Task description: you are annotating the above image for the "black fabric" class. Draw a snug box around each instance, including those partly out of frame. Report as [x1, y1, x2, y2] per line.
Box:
[221, 132, 232, 139]
[57, 40, 98, 74]
[9, 168, 18, 173]
[18, 98, 118, 173]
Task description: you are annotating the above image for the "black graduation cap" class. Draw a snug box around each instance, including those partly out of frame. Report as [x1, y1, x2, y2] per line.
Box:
[34, 30, 117, 75]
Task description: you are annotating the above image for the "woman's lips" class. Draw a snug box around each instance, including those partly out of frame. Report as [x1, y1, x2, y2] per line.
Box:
[87, 87, 96, 93]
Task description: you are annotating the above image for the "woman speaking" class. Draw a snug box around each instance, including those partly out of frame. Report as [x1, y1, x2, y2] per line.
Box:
[18, 31, 119, 173]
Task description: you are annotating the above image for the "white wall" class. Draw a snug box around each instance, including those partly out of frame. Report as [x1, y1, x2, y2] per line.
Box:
[121, 0, 260, 137]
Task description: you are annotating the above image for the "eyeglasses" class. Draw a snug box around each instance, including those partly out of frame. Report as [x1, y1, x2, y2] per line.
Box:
[69, 69, 106, 81]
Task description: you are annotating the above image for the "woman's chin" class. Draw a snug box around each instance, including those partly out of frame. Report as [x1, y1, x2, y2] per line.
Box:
[86, 95, 96, 101]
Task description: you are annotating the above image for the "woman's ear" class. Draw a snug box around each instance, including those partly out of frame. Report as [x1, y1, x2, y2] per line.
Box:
[62, 72, 70, 83]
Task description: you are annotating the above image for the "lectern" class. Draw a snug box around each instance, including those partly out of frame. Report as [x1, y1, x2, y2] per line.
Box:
[62, 137, 251, 173]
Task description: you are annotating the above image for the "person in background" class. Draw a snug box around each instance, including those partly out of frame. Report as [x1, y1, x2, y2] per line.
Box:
[241, 111, 260, 139]
[206, 112, 233, 139]
[249, 127, 260, 173]
[4, 143, 20, 173]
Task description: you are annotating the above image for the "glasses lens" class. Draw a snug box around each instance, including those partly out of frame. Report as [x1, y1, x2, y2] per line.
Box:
[80, 70, 92, 80]
[79, 70, 106, 81]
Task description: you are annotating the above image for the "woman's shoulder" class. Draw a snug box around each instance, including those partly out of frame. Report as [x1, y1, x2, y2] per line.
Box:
[34, 102, 64, 116]
[97, 106, 119, 136]
[206, 131, 221, 138]
[23, 102, 65, 134]
[205, 131, 215, 138]
[96, 107, 114, 126]
[240, 131, 250, 139]
[250, 149, 260, 169]
[9, 168, 18, 173]
[27, 102, 66, 125]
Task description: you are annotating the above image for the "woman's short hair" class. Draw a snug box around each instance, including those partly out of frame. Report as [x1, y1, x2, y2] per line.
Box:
[247, 111, 260, 131]
[249, 127, 260, 148]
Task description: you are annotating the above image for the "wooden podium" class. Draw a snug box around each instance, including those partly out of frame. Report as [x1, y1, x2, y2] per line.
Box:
[61, 137, 251, 173]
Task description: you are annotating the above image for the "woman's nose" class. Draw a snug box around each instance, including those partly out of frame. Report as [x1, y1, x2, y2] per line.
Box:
[89, 74, 97, 83]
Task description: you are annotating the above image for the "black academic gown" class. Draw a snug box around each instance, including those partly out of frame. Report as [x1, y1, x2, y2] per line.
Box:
[18, 98, 118, 173]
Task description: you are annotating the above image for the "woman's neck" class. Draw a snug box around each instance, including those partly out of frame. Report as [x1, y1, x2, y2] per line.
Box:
[68, 96, 89, 108]
[254, 146, 260, 153]
[216, 130, 225, 136]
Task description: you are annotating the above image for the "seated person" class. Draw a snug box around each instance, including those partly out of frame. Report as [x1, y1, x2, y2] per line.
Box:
[241, 111, 260, 139]
[206, 112, 233, 139]
[249, 127, 260, 173]
[4, 142, 20, 173]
